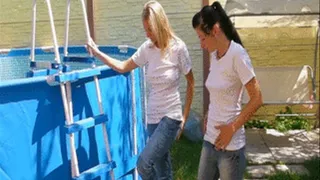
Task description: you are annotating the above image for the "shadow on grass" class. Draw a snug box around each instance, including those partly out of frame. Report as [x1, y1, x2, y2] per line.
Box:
[171, 136, 202, 180]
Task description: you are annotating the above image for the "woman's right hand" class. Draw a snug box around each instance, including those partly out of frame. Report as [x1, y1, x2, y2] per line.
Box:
[86, 38, 100, 57]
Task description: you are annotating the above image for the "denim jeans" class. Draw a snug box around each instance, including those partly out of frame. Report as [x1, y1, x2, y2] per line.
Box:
[137, 116, 181, 180]
[198, 140, 246, 180]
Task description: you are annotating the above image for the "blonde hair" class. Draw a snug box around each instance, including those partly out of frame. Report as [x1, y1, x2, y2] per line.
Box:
[142, 1, 176, 53]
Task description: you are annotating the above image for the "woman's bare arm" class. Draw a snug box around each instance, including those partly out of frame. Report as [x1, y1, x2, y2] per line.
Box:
[87, 41, 138, 73]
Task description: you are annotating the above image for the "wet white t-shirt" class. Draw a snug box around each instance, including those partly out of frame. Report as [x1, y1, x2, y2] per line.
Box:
[132, 38, 192, 124]
[204, 40, 255, 150]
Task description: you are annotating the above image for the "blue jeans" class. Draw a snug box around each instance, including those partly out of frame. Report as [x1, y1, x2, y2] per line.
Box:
[137, 116, 181, 180]
[198, 141, 246, 180]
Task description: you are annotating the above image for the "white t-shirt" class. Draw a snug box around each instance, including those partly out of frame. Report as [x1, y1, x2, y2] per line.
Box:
[204, 40, 255, 150]
[132, 38, 192, 124]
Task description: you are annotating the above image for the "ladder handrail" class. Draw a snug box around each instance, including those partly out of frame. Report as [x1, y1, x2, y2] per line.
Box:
[79, 0, 115, 179]
[131, 70, 139, 180]
[64, 0, 71, 57]
[45, 0, 61, 64]
[30, 0, 37, 63]
[80, 0, 92, 51]
[44, 0, 80, 177]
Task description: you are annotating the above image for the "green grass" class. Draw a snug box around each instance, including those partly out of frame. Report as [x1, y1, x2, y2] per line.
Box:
[268, 157, 320, 180]
[268, 171, 302, 180]
[170, 136, 202, 180]
[303, 157, 320, 180]
[171, 136, 320, 180]
[170, 137, 251, 179]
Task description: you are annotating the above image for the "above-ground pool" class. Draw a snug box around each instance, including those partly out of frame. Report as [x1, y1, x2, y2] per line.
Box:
[0, 46, 147, 180]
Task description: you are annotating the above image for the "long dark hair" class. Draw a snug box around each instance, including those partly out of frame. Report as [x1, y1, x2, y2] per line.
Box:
[192, 1, 243, 46]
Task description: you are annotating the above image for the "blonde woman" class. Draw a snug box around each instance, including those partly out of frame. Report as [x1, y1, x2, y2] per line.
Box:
[87, 1, 194, 179]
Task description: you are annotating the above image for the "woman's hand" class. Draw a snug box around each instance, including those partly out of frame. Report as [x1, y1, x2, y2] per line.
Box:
[214, 123, 236, 150]
[176, 119, 185, 140]
[86, 38, 100, 57]
[86, 38, 138, 73]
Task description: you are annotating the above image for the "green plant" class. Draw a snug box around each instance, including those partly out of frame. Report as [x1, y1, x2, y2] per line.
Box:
[268, 157, 320, 180]
[245, 106, 312, 132]
[303, 157, 320, 180]
[268, 171, 301, 180]
[171, 136, 202, 180]
[273, 106, 311, 132]
[245, 119, 273, 129]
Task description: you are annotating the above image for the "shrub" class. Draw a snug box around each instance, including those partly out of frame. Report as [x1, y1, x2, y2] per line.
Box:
[245, 106, 311, 132]
[273, 106, 311, 132]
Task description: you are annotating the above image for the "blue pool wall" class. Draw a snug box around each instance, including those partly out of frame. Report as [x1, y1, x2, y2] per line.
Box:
[0, 46, 146, 180]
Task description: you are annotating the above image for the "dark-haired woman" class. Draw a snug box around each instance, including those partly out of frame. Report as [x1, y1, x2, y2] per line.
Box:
[192, 2, 262, 180]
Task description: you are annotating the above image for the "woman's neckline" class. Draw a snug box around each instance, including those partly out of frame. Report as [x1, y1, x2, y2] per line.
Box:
[215, 40, 232, 61]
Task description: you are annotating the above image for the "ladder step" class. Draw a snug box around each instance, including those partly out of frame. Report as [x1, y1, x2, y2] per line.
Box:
[26, 69, 58, 77]
[55, 68, 101, 83]
[29, 61, 52, 69]
[73, 161, 116, 180]
[65, 114, 108, 134]
[63, 56, 95, 64]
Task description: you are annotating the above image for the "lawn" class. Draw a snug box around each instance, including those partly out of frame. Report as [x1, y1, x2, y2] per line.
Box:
[268, 158, 320, 180]
[170, 136, 320, 180]
[171, 136, 202, 180]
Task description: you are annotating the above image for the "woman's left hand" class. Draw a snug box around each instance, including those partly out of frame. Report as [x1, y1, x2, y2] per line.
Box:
[176, 120, 185, 140]
[214, 123, 235, 150]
